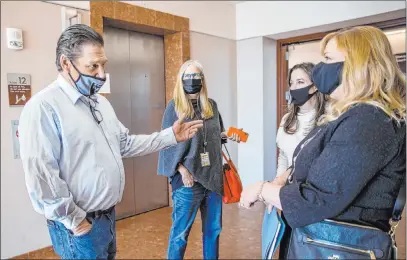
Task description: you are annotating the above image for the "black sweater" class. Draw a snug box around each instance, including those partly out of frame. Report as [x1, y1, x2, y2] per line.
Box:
[280, 104, 406, 231]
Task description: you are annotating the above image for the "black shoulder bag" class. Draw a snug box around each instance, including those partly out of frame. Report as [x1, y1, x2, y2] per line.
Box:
[286, 181, 406, 259]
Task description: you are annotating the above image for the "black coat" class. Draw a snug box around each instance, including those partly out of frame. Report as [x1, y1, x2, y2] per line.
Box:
[280, 104, 406, 232]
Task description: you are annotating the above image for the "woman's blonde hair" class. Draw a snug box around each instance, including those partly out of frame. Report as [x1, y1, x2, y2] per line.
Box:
[173, 60, 214, 121]
[318, 26, 406, 125]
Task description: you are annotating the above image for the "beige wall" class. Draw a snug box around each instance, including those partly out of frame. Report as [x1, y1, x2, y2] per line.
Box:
[190, 32, 238, 163]
[1, 1, 89, 258]
[47, 0, 237, 40]
[387, 30, 407, 54]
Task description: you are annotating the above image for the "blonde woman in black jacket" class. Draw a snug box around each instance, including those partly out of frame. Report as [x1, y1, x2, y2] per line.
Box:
[240, 26, 406, 259]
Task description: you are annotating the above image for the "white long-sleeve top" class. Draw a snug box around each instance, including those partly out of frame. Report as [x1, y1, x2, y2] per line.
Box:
[276, 109, 316, 177]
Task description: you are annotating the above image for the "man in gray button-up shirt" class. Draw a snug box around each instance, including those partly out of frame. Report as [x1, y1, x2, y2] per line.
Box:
[19, 24, 203, 260]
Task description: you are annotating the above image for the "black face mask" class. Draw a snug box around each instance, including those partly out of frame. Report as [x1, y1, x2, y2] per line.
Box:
[289, 84, 316, 106]
[312, 62, 344, 95]
[183, 78, 202, 94]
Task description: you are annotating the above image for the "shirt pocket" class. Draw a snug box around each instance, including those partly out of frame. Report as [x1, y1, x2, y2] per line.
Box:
[101, 118, 120, 144]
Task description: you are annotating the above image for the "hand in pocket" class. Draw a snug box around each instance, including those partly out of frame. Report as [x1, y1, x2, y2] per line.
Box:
[72, 218, 92, 236]
[178, 164, 194, 188]
[181, 171, 194, 188]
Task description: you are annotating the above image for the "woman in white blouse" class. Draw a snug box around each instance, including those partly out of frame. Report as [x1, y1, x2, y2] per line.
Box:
[276, 62, 328, 177]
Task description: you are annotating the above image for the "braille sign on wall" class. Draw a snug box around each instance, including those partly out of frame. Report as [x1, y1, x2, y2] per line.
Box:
[7, 73, 31, 106]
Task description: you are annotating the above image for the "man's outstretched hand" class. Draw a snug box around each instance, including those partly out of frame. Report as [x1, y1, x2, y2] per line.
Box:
[172, 119, 203, 142]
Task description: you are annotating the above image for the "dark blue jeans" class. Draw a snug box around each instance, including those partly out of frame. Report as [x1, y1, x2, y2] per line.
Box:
[47, 209, 116, 259]
[168, 183, 223, 260]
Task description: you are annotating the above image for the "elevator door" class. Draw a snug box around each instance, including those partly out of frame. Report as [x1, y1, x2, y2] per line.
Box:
[104, 26, 169, 220]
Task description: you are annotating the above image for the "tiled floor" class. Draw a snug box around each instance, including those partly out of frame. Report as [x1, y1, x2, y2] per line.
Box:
[17, 204, 405, 259]
[20, 203, 264, 259]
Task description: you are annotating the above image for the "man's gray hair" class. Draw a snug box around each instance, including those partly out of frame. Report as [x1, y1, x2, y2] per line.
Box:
[56, 24, 104, 72]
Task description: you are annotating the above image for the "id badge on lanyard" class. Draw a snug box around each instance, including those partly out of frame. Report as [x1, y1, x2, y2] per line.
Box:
[195, 101, 210, 167]
[200, 153, 210, 167]
[200, 141, 210, 167]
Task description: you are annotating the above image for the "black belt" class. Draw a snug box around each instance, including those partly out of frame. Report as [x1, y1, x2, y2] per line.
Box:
[86, 206, 114, 219]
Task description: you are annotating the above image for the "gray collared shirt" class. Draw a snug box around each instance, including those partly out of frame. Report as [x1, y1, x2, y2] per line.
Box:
[19, 75, 177, 230]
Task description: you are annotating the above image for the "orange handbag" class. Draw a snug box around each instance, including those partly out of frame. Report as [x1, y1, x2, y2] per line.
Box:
[222, 145, 243, 204]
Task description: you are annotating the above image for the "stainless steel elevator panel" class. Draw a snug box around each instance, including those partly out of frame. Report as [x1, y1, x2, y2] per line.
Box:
[129, 31, 168, 214]
[104, 27, 136, 219]
[103, 27, 168, 220]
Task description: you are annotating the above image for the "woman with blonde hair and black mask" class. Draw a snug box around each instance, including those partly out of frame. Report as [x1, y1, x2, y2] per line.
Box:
[276, 62, 327, 177]
[158, 60, 240, 260]
[241, 26, 406, 259]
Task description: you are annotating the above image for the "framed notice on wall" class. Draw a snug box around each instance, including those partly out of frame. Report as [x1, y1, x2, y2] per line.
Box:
[7, 73, 31, 106]
[11, 120, 20, 159]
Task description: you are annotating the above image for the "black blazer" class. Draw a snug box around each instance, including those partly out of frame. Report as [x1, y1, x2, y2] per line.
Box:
[280, 104, 406, 231]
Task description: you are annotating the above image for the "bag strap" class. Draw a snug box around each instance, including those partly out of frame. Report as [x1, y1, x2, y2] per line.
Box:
[389, 180, 405, 240]
[392, 180, 406, 222]
[222, 144, 231, 161]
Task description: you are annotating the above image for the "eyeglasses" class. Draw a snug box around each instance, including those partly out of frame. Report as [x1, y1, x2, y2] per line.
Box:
[88, 96, 103, 124]
[183, 73, 203, 80]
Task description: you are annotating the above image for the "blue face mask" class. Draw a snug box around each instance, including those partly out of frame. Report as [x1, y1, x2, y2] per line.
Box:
[69, 61, 106, 96]
[312, 62, 344, 95]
